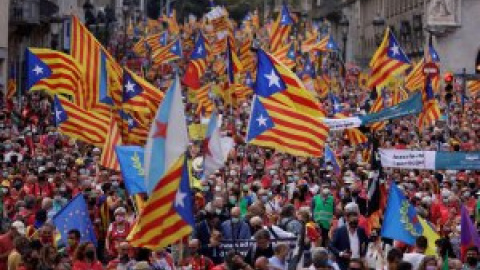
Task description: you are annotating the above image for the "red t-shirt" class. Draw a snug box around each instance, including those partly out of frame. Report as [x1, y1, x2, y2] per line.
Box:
[0, 233, 14, 270]
[72, 260, 104, 270]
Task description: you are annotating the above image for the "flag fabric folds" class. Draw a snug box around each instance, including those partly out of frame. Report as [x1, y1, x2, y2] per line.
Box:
[368, 28, 411, 89]
[461, 205, 480, 259]
[254, 49, 324, 117]
[128, 155, 194, 249]
[405, 42, 440, 92]
[272, 42, 296, 70]
[468, 80, 480, 96]
[26, 48, 87, 107]
[53, 95, 109, 147]
[70, 16, 122, 113]
[246, 96, 329, 157]
[152, 38, 182, 66]
[116, 146, 147, 196]
[203, 112, 232, 178]
[99, 117, 123, 171]
[418, 77, 441, 130]
[311, 35, 340, 52]
[52, 194, 97, 246]
[6, 63, 16, 100]
[324, 145, 341, 175]
[183, 34, 208, 89]
[144, 75, 189, 194]
[381, 182, 422, 245]
[269, 4, 293, 52]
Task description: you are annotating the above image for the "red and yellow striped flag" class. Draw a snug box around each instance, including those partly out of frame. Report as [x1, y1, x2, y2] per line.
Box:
[128, 155, 193, 249]
[247, 96, 329, 157]
[53, 95, 110, 147]
[193, 84, 214, 115]
[391, 87, 409, 106]
[368, 92, 387, 132]
[269, 4, 293, 52]
[368, 28, 411, 89]
[27, 48, 87, 108]
[468, 80, 480, 96]
[100, 117, 122, 171]
[239, 38, 255, 73]
[6, 63, 16, 100]
[334, 113, 368, 145]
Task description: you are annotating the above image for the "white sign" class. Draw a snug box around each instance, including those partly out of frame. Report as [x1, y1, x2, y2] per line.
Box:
[379, 149, 436, 170]
[322, 117, 362, 130]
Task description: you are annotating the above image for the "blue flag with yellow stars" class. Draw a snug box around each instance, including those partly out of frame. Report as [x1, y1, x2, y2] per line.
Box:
[52, 194, 97, 247]
[115, 146, 147, 196]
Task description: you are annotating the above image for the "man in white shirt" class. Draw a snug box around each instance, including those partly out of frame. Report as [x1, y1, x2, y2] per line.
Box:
[402, 236, 427, 270]
[250, 216, 295, 239]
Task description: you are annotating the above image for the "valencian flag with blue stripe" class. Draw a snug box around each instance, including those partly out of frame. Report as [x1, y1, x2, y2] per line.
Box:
[53, 194, 97, 246]
[128, 155, 194, 249]
[246, 95, 329, 157]
[368, 28, 411, 89]
[381, 182, 422, 245]
[255, 48, 324, 117]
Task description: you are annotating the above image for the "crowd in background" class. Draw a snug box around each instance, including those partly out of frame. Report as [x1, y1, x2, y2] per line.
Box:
[1, 11, 480, 270]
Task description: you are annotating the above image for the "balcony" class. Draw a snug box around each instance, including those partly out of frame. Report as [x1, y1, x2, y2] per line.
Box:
[9, 0, 58, 26]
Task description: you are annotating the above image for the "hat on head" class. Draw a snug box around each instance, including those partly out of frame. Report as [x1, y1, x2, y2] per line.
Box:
[11, 220, 26, 235]
[344, 202, 359, 214]
[114, 207, 126, 215]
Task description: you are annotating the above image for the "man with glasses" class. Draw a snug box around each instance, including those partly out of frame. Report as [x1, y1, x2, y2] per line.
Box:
[329, 203, 368, 270]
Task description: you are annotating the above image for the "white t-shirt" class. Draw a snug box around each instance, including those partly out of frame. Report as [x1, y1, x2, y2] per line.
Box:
[403, 252, 425, 270]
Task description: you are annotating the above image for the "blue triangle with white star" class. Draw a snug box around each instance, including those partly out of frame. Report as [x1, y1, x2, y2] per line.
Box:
[53, 95, 68, 126]
[254, 49, 287, 97]
[159, 32, 168, 46]
[428, 45, 440, 63]
[173, 156, 195, 227]
[170, 38, 182, 57]
[303, 55, 316, 78]
[246, 96, 275, 141]
[387, 31, 410, 64]
[26, 48, 52, 90]
[287, 43, 296, 60]
[190, 33, 207, 60]
[279, 4, 294, 26]
[122, 70, 143, 102]
[329, 93, 343, 114]
[119, 110, 138, 131]
[326, 36, 340, 51]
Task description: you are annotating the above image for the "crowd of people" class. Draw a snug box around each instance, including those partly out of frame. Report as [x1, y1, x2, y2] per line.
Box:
[1, 7, 480, 270]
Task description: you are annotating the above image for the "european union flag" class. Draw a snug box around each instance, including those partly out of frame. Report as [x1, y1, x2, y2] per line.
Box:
[115, 146, 147, 196]
[381, 183, 422, 245]
[254, 49, 287, 97]
[53, 194, 97, 247]
[26, 48, 52, 90]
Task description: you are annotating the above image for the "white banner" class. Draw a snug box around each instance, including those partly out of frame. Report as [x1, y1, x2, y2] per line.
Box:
[379, 149, 436, 170]
[323, 117, 362, 130]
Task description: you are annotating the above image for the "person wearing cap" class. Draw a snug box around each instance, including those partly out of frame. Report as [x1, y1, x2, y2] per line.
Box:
[312, 184, 335, 247]
[0, 220, 25, 269]
[329, 203, 368, 270]
[106, 206, 131, 258]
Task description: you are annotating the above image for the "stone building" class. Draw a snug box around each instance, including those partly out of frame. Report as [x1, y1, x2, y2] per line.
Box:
[316, 0, 480, 74]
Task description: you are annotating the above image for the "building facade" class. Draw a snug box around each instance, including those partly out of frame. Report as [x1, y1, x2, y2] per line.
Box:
[0, 0, 9, 91]
[336, 0, 480, 73]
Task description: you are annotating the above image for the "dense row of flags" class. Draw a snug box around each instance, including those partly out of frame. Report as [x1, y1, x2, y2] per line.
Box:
[10, 1, 480, 252]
